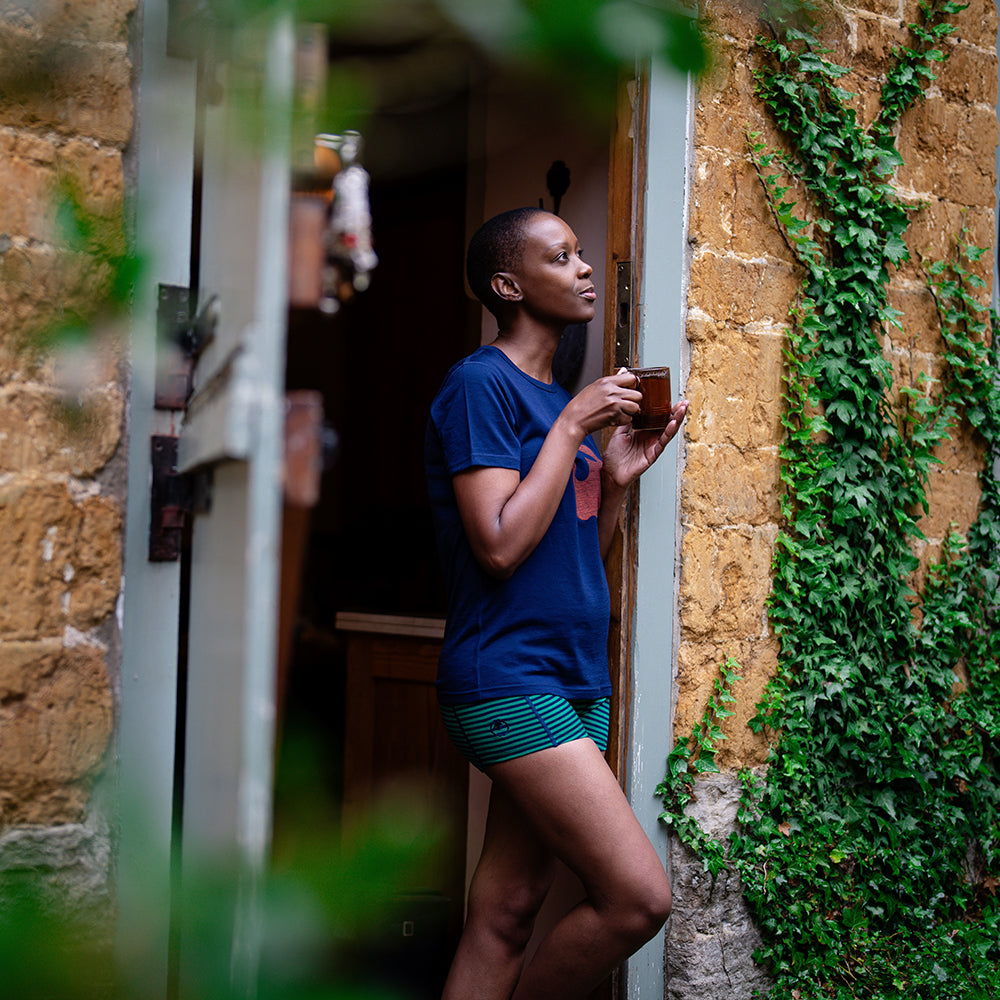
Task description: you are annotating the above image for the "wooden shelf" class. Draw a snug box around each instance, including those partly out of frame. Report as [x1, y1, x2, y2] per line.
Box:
[334, 611, 446, 640]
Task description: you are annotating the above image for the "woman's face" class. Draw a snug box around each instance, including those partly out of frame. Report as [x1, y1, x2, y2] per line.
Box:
[506, 213, 596, 327]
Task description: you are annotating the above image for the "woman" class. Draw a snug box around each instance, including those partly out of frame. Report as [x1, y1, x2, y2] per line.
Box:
[425, 207, 688, 999]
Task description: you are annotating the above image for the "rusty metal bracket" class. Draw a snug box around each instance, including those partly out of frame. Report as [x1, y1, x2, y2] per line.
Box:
[155, 285, 193, 409]
[149, 435, 191, 561]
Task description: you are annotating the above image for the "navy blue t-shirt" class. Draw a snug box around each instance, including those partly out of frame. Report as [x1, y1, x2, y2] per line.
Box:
[425, 345, 612, 705]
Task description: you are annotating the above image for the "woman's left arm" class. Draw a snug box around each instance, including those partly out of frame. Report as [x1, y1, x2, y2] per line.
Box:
[596, 400, 689, 559]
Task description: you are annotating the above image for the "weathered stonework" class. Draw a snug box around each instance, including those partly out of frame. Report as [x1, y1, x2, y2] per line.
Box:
[0, 244, 121, 363]
[0, 22, 134, 144]
[0, 807, 114, 926]
[0, 129, 126, 245]
[672, 639, 777, 771]
[0, 0, 134, 936]
[670, 0, 997, 995]
[666, 773, 771, 1000]
[0, 480, 122, 640]
[0, 639, 114, 826]
[0, 383, 124, 476]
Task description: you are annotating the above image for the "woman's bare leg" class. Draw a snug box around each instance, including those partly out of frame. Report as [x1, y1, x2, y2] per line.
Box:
[491, 739, 672, 1000]
[441, 783, 557, 1000]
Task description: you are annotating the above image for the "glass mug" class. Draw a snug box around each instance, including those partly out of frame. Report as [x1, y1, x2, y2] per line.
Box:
[627, 366, 672, 431]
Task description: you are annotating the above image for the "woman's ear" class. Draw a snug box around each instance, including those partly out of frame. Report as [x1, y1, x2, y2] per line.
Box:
[491, 272, 522, 303]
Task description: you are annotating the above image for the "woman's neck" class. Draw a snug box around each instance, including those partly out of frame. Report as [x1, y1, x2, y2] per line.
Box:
[490, 322, 561, 384]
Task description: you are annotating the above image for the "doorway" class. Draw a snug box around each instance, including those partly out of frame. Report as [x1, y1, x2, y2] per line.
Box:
[124, 5, 655, 999]
[271, 22, 615, 998]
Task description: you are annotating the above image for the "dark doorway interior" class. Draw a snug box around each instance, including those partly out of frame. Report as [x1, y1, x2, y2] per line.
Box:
[272, 88, 478, 995]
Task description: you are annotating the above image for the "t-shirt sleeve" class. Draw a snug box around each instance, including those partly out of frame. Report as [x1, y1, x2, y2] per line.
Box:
[432, 361, 521, 475]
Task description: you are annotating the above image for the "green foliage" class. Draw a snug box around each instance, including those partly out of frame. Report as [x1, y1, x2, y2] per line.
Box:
[659, 1, 1000, 995]
[21, 178, 141, 369]
[656, 656, 740, 878]
[3, 780, 445, 1000]
[177, 0, 706, 132]
[0, 882, 115, 1000]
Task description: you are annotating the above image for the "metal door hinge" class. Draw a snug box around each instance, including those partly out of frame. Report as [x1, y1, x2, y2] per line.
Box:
[155, 284, 219, 410]
[149, 435, 191, 561]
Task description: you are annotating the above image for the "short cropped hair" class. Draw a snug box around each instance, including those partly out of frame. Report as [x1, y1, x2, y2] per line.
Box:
[466, 207, 546, 319]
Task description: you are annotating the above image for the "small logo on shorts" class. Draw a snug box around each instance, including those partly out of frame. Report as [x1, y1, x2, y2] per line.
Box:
[490, 719, 510, 736]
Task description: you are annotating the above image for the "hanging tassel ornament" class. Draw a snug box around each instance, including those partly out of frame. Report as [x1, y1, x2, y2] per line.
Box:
[317, 131, 378, 314]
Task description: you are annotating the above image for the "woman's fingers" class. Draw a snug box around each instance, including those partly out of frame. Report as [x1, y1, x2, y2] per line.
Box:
[569, 375, 641, 433]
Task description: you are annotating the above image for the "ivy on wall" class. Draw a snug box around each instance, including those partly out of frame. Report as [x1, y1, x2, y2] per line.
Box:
[658, 1, 1000, 995]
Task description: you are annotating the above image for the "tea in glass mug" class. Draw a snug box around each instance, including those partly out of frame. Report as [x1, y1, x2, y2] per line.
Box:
[628, 366, 671, 431]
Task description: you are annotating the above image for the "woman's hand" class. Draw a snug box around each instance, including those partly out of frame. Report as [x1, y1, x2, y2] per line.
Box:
[594, 397, 688, 559]
[601, 399, 689, 490]
[556, 369, 643, 439]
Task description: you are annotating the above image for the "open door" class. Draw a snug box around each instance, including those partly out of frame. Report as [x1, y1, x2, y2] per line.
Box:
[123, 2, 293, 996]
[171, 7, 293, 997]
[604, 71, 648, 787]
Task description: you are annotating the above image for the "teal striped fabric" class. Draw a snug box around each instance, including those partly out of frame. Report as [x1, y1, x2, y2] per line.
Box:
[440, 694, 610, 770]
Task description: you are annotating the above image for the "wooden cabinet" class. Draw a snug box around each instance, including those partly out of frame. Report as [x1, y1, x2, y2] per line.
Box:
[336, 613, 468, 966]
[338, 613, 464, 812]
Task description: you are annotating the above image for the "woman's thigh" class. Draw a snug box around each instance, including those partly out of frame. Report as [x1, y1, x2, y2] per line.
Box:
[486, 738, 668, 908]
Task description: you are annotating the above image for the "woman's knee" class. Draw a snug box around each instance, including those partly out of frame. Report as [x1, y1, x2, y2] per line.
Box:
[467, 874, 550, 953]
[643, 873, 673, 932]
[613, 871, 672, 948]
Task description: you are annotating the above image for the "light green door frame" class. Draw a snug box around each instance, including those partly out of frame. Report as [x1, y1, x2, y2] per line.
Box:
[118, 0, 195, 991]
[623, 60, 693, 1000]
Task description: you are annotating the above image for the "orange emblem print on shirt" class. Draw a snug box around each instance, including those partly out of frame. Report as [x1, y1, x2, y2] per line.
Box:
[573, 444, 602, 521]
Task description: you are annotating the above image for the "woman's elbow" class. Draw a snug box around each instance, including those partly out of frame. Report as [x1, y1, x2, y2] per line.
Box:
[473, 544, 520, 581]
[480, 553, 518, 581]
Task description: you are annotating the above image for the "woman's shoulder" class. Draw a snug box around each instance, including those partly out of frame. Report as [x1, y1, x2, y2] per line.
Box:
[433, 346, 564, 422]
[437, 346, 511, 395]
[454, 344, 507, 375]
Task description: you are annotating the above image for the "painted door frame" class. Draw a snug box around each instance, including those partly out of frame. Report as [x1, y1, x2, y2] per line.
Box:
[605, 60, 694, 1000]
[118, 0, 194, 989]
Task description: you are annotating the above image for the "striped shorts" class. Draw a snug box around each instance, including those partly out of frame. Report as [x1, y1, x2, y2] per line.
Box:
[439, 694, 611, 771]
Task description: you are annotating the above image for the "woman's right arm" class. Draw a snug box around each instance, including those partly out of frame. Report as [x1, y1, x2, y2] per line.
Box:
[453, 372, 640, 579]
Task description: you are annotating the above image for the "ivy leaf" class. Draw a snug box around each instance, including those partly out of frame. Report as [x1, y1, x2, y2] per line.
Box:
[874, 146, 904, 173]
[874, 789, 897, 819]
[884, 233, 909, 264]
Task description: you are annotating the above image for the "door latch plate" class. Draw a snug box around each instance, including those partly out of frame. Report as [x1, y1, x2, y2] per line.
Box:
[615, 261, 633, 369]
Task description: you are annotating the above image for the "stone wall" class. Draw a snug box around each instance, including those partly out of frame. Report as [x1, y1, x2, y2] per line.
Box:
[0, 0, 135, 924]
[667, 0, 998, 996]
